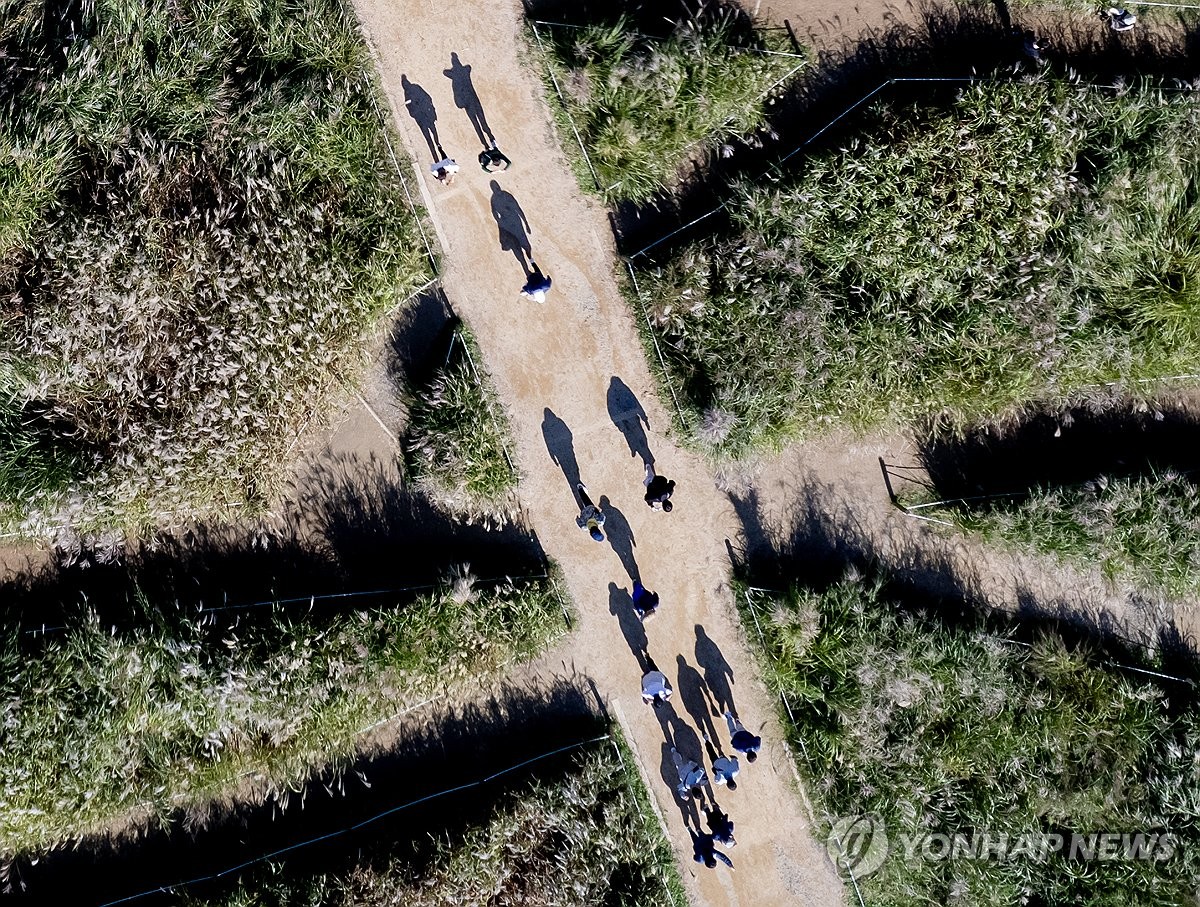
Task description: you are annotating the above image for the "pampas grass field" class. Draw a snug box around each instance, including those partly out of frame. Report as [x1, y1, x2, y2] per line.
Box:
[1, 0, 432, 530]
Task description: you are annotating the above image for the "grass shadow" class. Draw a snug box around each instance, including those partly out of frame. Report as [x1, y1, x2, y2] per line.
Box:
[3, 679, 604, 905]
[916, 394, 1200, 500]
[0, 454, 546, 649]
[727, 473, 1200, 675]
[385, 284, 457, 392]
[617, 0, 1200, 259]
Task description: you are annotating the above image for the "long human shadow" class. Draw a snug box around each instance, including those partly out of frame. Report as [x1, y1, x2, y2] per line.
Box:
[675, 654, 718, 745]
[658, 740, 700, 831]
[540, 407, 580, 505]
[401, 74, 443, 162]
[443, 51, 494, 149]
[599, 496, 639, 582]
[5, 680, 603, 905]
[490, 179, 533, 277]
[608, 582, 648, 671]
[607, 376, 653, 467]
[693, 624, 737, 718]
[666, 708, 711, 817]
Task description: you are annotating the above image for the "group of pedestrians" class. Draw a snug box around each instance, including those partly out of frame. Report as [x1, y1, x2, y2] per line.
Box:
[644, 652, 761, 870]
[566, 392, 755, 874]
[411, 53, 750, 878]
[405, 55, 553, 305]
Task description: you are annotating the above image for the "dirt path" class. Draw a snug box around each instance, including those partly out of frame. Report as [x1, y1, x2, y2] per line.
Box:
[752, 0, 919, 45]
[721, 428, 1198, 649]
[349, 2, 845, 903]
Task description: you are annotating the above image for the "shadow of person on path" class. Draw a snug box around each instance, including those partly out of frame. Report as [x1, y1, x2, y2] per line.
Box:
[695, 624, 737, 717]
[490, 180, 533, 277]
[609, 583, 649, 670]
[651, 693, 677, 737]
[402, 75, 443, 162]
[669, 710, 715, 811]
[444, 51, 495, 149]
[606, 376, 653, 467]
[599, 496, 638, 582]
[675, 654, 719, 745]
[541, 408, 580, 504]
[660, 741, 701, 831]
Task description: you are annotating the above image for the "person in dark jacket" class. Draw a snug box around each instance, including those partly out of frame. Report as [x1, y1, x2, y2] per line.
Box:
[643, 463, 675, 512]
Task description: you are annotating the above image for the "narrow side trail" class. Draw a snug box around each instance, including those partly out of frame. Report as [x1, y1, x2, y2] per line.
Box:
[351, 1, 845, 903]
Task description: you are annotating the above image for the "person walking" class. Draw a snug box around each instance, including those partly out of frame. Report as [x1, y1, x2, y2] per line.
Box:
[725, 711, 761, 762]
[705, 733, 740, 789]
[692, 830, 734, 870]
[520, 262, 552, 304]
[705, 806, 737, 847]
[429, 152, 459, 185]
[641, 655, 672, 708]
[631, 580, 659, 621]
[671, 747, 709, 801]
[1103, 7, 1136, 31]
[643, 463, 675, 512]
[479, 142, 512, 172]
[575, 483, 604, 541]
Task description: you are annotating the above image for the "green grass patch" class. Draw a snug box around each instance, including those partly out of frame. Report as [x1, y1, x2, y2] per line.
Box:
[740, 576, 1200, 905]
[180, 734, 685, 907]
[0, 0, 432, 528]
[0, 571, 567, 856]
[533, 10, 800, 203]
[636, 75, 1200, 455]
[0, 359, 84, 501]
[403, 328, 516, 511]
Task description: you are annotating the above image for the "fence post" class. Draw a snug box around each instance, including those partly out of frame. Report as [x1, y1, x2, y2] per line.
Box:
[784, 18, 802, 55]
[878, 457, 899, 507]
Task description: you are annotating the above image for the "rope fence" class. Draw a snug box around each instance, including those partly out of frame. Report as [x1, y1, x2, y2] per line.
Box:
[107, 638, 543, 840]
[17, 570, 553, 636]
[96, 733, 613, 907]
[451, 329, 518, 477]
[529, 20, 603, 192]
[626, 71, 1200, 264]
[616, 67, 1200, 438]
[623, 260, 691, 432]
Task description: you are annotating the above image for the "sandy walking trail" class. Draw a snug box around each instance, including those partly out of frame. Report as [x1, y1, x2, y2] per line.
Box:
[350, 1, 846, 903]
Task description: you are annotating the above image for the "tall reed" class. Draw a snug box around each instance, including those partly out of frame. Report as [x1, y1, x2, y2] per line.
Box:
[536, 10, 798, 203]
[742, 575, 1200, 905]
[638, 76, 1200, 454]
[1, 0, 432, 529]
